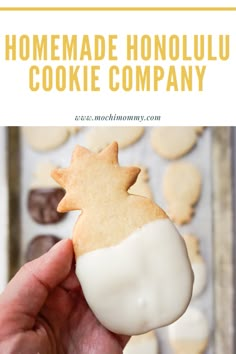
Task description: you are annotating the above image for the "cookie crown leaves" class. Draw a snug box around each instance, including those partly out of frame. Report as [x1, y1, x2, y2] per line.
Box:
[51, 142, 141, 212]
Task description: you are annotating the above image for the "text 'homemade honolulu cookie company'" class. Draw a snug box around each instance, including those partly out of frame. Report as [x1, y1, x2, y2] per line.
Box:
[4, 34, 230, 92]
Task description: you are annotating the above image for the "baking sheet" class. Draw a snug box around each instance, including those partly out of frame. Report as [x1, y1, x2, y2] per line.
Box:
[19, 127, 213, 353]
[0, 127, 8, 292]
[212, 127, 234, 354]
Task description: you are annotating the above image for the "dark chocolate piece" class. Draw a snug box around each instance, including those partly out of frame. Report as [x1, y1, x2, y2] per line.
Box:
[25, 234, 62, 262]
[28, 188, 66, 224]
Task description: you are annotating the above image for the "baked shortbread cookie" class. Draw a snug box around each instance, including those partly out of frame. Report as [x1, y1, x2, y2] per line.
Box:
[194, 127, 205, 134]
[151, 127, 204, 160]
[129, 165, 153, 199]
[124, 331, 159, 354]
[52, 142, 193, 335]
[163, 162, 202, 224]
[183, 234, 207, 298]
[168, 307, 209, 354]
[85, 127, 144, 152]
[22, 127, 80, 151]
[31, 162, 61, 189]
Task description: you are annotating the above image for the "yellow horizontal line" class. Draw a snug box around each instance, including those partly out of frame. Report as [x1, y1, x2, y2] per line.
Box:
[0, 7, 235, 11]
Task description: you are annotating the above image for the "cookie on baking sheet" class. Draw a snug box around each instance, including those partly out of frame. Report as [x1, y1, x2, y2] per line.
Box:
[163, 162, 202, 224]
[85, 127, 144, 152]
[151, 127, 204, 160]
[28, 162, 66, 224]
[22, 127, 80, 151]
[51, 142, 193, 336]
[25, 234, 62, 262]
[183, 234, 207, 298]
[194, 127, 205, 135]
[168, 307, 209, 354]
[129, 165, 153, 199]
[124, 331, 159, 354]
[31, 161, 61, 189]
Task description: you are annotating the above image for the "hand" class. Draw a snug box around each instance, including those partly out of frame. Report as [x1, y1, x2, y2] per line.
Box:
[0, 239, 129, 354]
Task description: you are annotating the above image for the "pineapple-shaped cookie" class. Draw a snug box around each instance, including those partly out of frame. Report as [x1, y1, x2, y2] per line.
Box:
[52, 142, 193, 335]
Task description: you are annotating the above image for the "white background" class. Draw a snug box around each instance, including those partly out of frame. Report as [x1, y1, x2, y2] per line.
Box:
[0, 1, 235, 7]
[0, 10, 235, 125]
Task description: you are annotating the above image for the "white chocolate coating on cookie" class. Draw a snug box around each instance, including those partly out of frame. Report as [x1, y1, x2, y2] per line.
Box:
[76, 219, 193, 335]
[191, 263, 207, 298]
[124, 331, 159, 354]
[168, 307, 209, 341]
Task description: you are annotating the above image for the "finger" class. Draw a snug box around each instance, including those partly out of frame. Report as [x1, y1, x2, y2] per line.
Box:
[116, 334, 130, 349]
[60, 266, 80, 292]
[38, 268, 81, 330]
[0, 238, 73, 333]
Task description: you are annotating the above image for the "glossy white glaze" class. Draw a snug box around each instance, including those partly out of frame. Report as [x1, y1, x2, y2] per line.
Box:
[76, 219, 193, 335]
